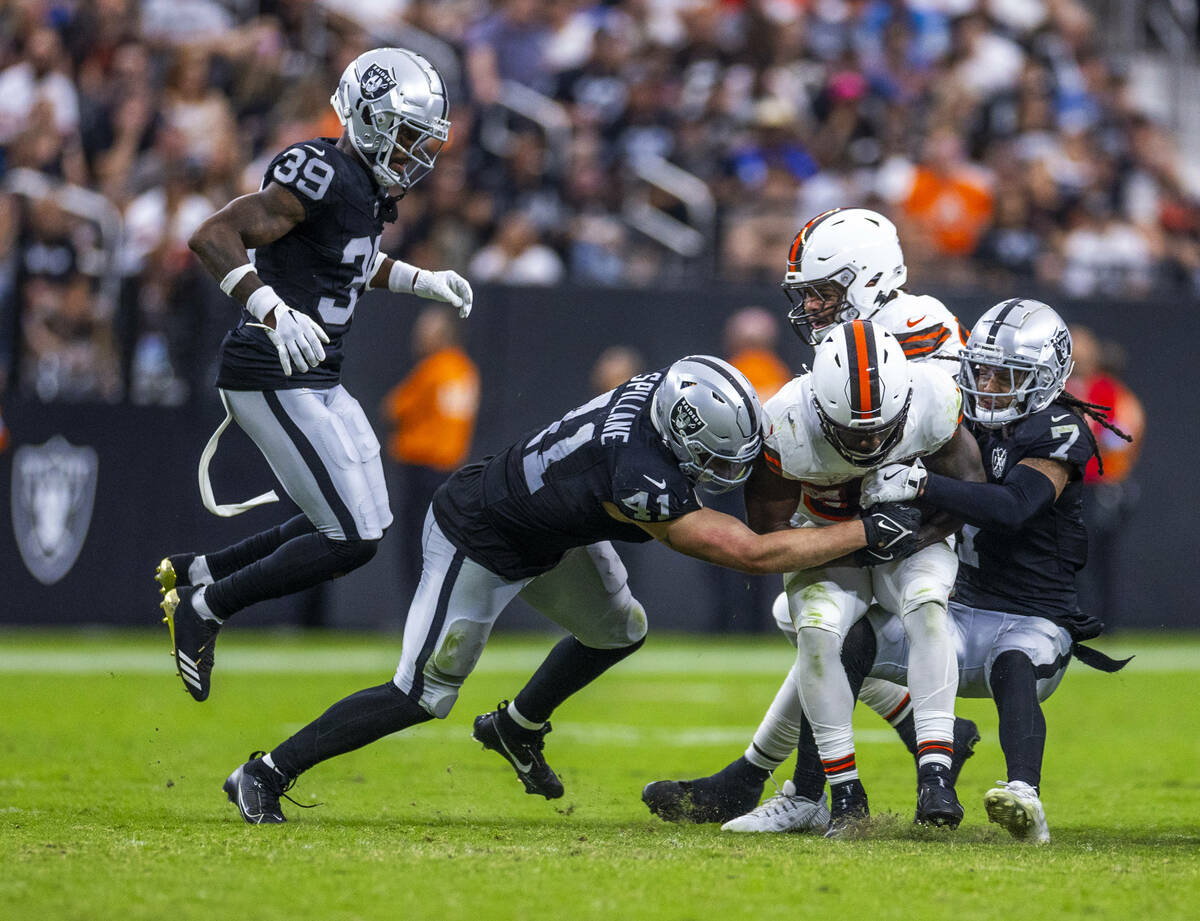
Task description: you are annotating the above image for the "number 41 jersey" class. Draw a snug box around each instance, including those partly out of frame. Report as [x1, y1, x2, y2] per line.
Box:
[217, 137, 388, 391]
[433, 371, 703, 580]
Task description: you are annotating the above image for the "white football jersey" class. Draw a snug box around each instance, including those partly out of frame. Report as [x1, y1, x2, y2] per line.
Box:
[763, 362, 962, 525]
[869, 292, 966, 364]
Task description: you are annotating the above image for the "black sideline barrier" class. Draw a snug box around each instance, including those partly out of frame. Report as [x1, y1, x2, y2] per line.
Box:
[2, 284, 1195, 630]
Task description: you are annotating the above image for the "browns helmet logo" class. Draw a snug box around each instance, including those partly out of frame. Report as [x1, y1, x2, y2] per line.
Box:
[360, 63, 397, 101]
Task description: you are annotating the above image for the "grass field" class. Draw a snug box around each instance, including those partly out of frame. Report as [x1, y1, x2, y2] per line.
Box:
[2, 628, 1197, 921]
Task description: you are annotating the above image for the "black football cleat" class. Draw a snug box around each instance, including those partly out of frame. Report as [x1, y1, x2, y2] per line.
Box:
[222, 753, 289, 824]
[642, 759, 766, 824]
[160, 586, 219, 702]
[472, 701, 564, 799]
[949, 717, 981, 786]
[825, 783, 870, 838]
[915, 763, 965, 828]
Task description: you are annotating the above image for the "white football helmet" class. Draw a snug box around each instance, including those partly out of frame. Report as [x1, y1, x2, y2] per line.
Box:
[782, 208, 908, 345]
[811, 319, 913, 466]
[651, 356, 763, 494]
[959, 298, 1074, 429]
[331, 47, 451, 192]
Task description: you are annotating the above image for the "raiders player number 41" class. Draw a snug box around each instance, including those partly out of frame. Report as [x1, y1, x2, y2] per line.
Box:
[156, 48, 474, 704]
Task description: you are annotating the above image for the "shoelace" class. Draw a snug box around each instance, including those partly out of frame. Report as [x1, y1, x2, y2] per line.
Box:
[248, 751, 322, 810]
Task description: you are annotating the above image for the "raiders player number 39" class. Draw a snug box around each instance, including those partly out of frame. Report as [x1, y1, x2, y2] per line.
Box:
[156, 48, 474, 704]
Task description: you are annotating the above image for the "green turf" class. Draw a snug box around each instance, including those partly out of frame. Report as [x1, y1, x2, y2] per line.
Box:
[1, 629, 1197, 921]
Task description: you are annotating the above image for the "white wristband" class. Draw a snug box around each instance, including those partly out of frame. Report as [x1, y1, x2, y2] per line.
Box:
[245, 284, 282, 322]
[364, 251, 388, 291]
[388, 259, 420, 294]
[219, 263, 258, 296]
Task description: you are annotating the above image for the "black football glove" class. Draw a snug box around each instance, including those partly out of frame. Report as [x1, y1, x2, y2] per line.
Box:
[855, 502, 922, 567]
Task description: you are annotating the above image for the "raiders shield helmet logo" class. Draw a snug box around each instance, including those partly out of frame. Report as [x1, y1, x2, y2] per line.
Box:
[11, 435, 98, 585]
[991, 445, 1008, 480]
[670, 397, 706, 439]
[360, 63, 397, 101]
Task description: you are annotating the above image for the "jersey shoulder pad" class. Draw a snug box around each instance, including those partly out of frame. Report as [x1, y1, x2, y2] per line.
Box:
[881, 293, 966, 362]
[1013, 405, 1093, 472]
[907, 363, 963, 453]
[263, 139, 342, 219]
[611, 443, 700, 523]
[763, 379, 821, 480]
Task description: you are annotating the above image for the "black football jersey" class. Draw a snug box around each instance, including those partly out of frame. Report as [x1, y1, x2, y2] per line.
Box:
[433, 370, 702, 580]
[954, 400, 1098, 636]
[216, 138, 389, 391]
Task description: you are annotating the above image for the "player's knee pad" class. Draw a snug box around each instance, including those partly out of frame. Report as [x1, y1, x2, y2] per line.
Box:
[796, 624, 840, 667]
[772, 592, 798, 646]
[394, 673, 460, 720]
[899, 598, 949, 636]
[573, 597, 648, 649]
[324, 535, 381, 573]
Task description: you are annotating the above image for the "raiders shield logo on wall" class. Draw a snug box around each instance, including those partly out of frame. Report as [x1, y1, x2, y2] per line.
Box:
[360, 63, 397, 100]
[670, 398, 706, 439]
[11, 435, 98, 585]
[991, 445, 1008, 480]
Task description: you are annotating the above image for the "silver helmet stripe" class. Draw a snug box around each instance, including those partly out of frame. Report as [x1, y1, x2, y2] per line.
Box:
[985, 298, 1023, 345]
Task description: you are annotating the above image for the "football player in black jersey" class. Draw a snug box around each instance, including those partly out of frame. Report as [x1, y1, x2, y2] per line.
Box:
[850, 298, 1132, 842]
[155, 49, 474, 702]
[217, 356, 925, 823]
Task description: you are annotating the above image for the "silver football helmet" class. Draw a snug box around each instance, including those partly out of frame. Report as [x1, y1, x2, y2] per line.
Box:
[650, 356, 763, 494]
[330, 47, 451, 192]
[782, 208, 908, 345]
[959, 298, 1074, 428]
[811, 319, 913, 466]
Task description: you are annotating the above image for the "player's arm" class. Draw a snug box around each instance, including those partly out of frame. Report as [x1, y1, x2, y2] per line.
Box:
[865, 452, 1068, 535]
[188, 183, 328, 376]
[911, 423, 986, 547]
[744, 453, 804, 534]
[366, 254, 474, 317]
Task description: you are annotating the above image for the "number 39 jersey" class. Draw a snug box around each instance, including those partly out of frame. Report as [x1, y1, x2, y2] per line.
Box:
[217, 137, 388, 391]
[432, 371, 702, 580]
[763, 362, 963, 524]
[955, 402, 1095, 633]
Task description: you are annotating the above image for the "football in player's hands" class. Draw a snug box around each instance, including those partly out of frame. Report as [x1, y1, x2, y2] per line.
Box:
[855, 502, 922, 566]
[414, 269, 474, 318]
[860, 459, 927, 508]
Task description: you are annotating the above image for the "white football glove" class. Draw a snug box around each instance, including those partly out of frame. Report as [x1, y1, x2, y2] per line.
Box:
[860, 459, 927, 508]
[414, 269, 473, 318]
[246, 287, 329, 376]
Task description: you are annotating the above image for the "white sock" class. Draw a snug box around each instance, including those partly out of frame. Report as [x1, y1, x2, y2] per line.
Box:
[188, 555, 213, 586]
[859, 678, 912, 726]
[744, 669, 806, 771]
[506, 700, 543, 731]
[901, 602, 957, 769]
[192, 586, 222, 624]
[794, 628, 858, 783]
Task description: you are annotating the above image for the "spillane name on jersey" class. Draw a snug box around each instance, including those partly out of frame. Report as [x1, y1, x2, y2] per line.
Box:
[872, 292, 967, 363]
[217, 138, 388, 391]
[955, 402, 1095, 634]
[432, 371, 702, 580]
[763, 362, 962, 523]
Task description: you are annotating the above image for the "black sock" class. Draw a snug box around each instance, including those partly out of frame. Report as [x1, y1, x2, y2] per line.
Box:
[205, 515, 317, 581]
[891, 712, 919, 754]
[269, 681, 432, 779]
[204, 532, 378, 620]
[792, 717, 827, 800]
[990, 650, 1046, 789]
[512, 635, 645, 724]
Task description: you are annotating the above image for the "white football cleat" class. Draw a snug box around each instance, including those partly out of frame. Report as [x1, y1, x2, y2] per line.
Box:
[985, 780, 1050, 844]
[721, 780, 831, 833]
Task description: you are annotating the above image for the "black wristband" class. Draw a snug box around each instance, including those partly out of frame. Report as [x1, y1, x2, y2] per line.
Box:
[921, 464, 1057, 533]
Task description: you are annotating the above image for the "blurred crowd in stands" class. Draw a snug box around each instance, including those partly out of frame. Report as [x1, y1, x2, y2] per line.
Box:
[0, 0, 1195, 405]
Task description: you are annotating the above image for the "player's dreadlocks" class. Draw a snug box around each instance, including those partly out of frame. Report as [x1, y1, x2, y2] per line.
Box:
[1050, 392, 1132, 476]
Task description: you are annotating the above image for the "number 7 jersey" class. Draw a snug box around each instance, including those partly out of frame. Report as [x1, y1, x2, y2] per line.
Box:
[217, 137, 389, 391]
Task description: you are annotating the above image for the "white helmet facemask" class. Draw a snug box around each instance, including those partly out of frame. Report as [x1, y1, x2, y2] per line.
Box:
[331, 47, 451, 193]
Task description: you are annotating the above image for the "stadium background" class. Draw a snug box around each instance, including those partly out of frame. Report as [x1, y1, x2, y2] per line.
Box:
[2, 0, 1199, 630]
